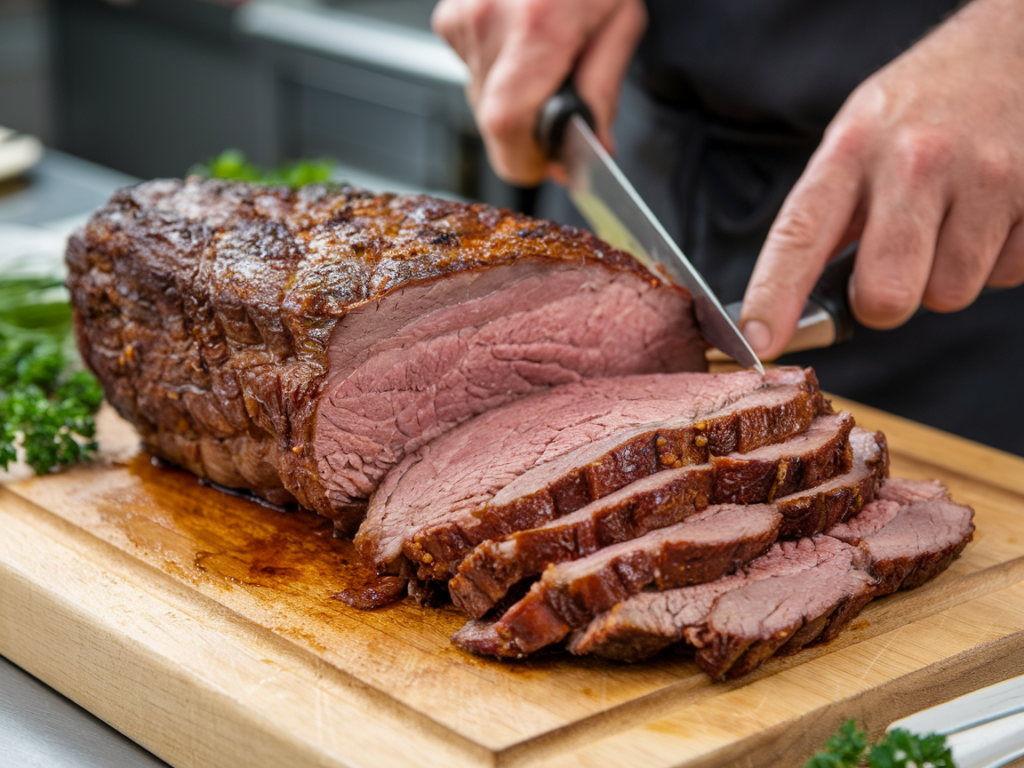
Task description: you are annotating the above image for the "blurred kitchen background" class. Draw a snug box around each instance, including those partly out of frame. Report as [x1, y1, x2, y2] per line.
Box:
[0, 0, 538, 211]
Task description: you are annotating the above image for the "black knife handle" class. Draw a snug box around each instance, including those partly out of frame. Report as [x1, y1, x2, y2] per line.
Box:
[809, 242, 858, 345]
[806, 242, 1007, 348]
[535, 76, 596, 159]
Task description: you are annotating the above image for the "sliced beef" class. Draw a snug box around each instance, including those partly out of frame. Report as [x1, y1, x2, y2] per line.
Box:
[685, 538, 875, 679]
[68, 178, 703, 531]
[450, 412, 859, 618]
[359, 367, 827, 581]
[773, 427, 888, 539]
[566, 573, 746, 662]
[568, 479, 973, 680]
[452, 504, 781, 657]
[711, 412, 853, 503]
[829, 479, 973, 596]
[449, 464, 715, 618]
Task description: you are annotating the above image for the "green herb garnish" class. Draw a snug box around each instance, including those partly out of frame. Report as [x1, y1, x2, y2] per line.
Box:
[188, 149, 334, 188]
[0, 277, 103, 475]
[806, 720, 956, 768]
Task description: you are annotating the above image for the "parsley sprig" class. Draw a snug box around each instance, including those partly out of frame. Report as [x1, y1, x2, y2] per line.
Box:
[188, 149, 334, 188]
[0, 277, 104, 475]
[807, 720, 956, 768]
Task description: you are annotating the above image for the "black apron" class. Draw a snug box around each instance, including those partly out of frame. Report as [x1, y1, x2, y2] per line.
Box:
[538, 0, 1024, 457]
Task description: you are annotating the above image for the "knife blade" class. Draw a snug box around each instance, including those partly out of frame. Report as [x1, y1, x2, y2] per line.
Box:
[537, 83, 763, 373]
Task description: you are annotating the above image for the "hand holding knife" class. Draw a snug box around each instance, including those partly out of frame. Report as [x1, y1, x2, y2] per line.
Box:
[535, 78, 859, 370]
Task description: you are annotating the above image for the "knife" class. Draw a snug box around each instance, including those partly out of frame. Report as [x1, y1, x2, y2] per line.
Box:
[536, 80, 857, 368]
[887, 673, 1024, 768]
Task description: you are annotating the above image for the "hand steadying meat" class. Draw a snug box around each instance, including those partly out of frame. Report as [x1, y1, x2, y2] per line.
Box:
[433, 0, 1024, 359]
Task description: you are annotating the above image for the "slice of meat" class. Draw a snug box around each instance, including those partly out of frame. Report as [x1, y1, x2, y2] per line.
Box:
[452, 504, 781, 657]
[711, 412, 854, 503]
[450, 412, 860, 619]
[449, 464, 715, 618]
[685, 537, 875, 679]
[568, 537, 869, 664]
[569, 479, 974, 680]
[358, 367, 826, 581]
[773, 428, 889, 539]
[829, 479, 973, 597]
[566, 574, 746, 662]
[68, 178, 704, 532]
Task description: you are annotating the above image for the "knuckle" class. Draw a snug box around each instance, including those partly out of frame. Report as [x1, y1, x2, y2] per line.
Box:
[974, 146, 1014, 191]
[466, 0, 496, 38]
[518, 0, 554, 35]
[767, 206, 820, 252]
[826, 117, 872, 163]
[477, 99, 523, 144]
[892, 129, 953, 184]
[854, 278, 919, 327]
[924, 278, 978, 313]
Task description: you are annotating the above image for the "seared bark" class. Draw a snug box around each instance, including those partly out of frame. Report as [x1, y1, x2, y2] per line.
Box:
[68, 178, 703, 530]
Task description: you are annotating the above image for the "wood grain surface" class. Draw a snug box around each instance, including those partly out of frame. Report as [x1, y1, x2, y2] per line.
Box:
[1, 397, 1023, 768]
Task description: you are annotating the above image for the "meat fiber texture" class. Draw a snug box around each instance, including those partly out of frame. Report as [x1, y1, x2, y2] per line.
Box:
[67, 178, 704, 531]
[357, 366, 829, 582]
[568, 478, 973, 679]
[453, 504, 783, 658]
[449, 413, 860, 618]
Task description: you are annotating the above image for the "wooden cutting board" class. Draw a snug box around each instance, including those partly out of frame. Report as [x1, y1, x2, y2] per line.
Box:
[2, 397, 1024, 768]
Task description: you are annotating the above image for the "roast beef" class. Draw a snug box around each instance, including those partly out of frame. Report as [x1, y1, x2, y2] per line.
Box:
[829, 478, 973, 594]
[773, 427, 888, 538]
[449, 464, 716, 618]
[452, 504, 781, 657]
[358, 367, 827, 581]
[67, 178, 704, 531]
[711, 412, 853, 503]
[569, 479, 973, 679]
[450, 412, 859, 618]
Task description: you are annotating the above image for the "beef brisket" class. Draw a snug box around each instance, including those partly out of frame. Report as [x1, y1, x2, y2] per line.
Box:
[68, 178, 703, 531]
[358, 367, 827, 581]
[568, 479, 973, 679]
[452, 504, 781, 657]
[450, 412, 859, 618]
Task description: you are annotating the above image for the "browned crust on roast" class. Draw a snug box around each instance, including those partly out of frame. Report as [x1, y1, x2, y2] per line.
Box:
[774, 429, 889, 539]
[67, 178, 664, 521]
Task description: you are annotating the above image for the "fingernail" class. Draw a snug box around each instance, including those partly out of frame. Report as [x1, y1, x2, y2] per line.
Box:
[742, 320, 772, 357]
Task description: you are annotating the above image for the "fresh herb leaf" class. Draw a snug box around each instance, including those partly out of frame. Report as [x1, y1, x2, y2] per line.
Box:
[189, 149, 334, 188]
[806, 720, 868, 768]
[806, 722, 956, 768]
[0, 277, 103, 475]
[868, 728, 956, 768]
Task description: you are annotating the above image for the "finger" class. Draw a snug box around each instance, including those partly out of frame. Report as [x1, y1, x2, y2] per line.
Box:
[432, 0, 503, 108]
[850, 136, 952, 329]
[475, 9, 580, 184]
[740, 127, 865, 359]
[923, 196, 1012, 312]
[573, 0, 647, 151]
[988, 219, 1024, 287]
